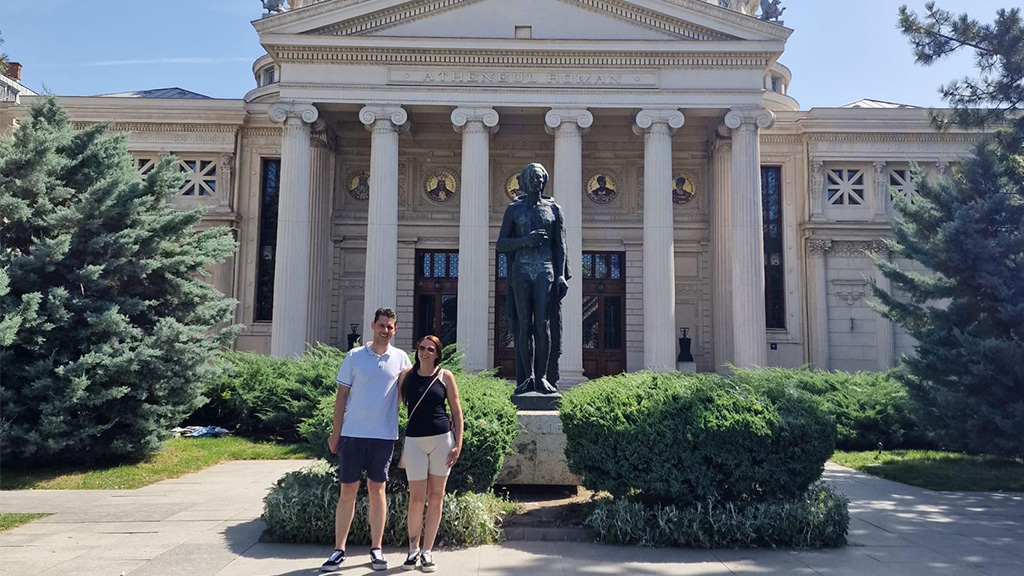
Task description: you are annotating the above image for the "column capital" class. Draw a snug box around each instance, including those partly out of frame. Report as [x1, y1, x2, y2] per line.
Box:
[451, 107, 499, 134]
[268, 102, 319, 125]
[359, 105, 409, 132]
[545, 108, 593, 136]
[724, 107, 776, 131]
[633, 108, 685, 136]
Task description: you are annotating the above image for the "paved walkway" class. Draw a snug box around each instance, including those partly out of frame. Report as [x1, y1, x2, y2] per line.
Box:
[1, 462, 1022, 576]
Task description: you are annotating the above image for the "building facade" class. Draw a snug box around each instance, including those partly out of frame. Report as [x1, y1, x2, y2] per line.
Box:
[0, 0, 981, 377]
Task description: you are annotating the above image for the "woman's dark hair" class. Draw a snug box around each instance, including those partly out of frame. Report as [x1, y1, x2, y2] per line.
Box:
[412, 335, 444, 374]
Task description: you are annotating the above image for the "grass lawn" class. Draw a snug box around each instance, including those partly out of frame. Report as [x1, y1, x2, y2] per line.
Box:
[1, 436, 314, 491]
[832, 450, 1024, 492]
[0, 513, 51, 531]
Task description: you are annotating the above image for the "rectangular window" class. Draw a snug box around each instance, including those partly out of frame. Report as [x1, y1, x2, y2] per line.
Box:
[762, 166, 786, 330]
[254, 158, 281, 322]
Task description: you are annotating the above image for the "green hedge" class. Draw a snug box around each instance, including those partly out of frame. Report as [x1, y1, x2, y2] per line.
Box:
[729, 368, 924, 450]
[300, 371, 519, 494]
[187, 346, 344, 441]
[262, 460, 514, 546]
[560, 372, 835, 504]
[586, 482, 849, 549]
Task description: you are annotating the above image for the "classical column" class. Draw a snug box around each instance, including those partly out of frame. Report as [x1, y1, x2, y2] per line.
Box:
[359, 105, 408, 345]
[545, 108, 593, 383]
[872, 240, 896, 370]
[873, 161, 889, 221]
[806, 238, 833, 370]
[809, 160, 825, 222]
[710, 126, 734, 372]
[634, 108, 685, 372]
[306, 125, 336, 347]
[725, 107, 775, 368]
[452, 108, 499, 372]
[268, 102, 319, 358]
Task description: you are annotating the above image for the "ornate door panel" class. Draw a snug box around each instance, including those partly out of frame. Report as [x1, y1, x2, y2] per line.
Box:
[414, 250, 458, 346]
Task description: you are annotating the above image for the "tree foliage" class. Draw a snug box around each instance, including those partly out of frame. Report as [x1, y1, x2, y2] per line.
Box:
[899, 3, 1024, 131]
[0, 98, 239, 465]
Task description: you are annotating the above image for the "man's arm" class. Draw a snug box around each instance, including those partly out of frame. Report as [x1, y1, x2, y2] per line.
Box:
[552, 203, 568, 289]
[329, 385, 350, 455]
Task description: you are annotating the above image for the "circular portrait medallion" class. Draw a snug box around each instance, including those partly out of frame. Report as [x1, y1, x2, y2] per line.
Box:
[586, 173, 618, 204]
[346, 169, 370, 201]
[672, 172, 697, 205]
[505, 171, 522, 202]
[423, 169, 458, 203]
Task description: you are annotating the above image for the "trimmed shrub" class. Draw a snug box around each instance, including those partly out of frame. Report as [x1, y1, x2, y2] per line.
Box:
[300, 370, 519, 494]
[585, 482, 849, 549]
[560, 372, 835, 504]
[262, 460, 513, 546]
[188, 346, 345, 441]
[730, 368, 924, 450]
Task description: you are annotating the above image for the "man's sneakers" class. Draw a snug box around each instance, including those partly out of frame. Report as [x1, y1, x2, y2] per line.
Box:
[370, 548, 388, 571]
[402, 548, 421, 571]
[420, 550, 436, 573]
[320, 549, 345, 572]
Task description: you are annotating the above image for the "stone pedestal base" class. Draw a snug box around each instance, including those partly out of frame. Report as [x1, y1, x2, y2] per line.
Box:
[676, 362, 697, 373]
[511, 391, 562, 411]
[497, 411, 582, 486]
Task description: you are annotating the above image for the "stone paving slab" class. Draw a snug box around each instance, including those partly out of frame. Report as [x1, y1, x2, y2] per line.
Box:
[1, 460, 1022, 576]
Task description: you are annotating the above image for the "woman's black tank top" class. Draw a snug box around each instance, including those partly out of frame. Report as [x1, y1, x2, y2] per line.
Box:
[404, 368, 450, 438]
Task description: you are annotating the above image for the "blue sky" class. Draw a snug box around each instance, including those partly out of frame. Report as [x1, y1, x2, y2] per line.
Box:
[0, 0, 1009, 108]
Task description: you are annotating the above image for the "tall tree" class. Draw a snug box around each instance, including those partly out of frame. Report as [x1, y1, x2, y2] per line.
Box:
[0, 99, 239, 465]
[869, 5, 1024, 457]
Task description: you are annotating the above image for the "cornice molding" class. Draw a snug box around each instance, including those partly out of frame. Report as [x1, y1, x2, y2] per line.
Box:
[72, 122, 239, 133]
[808, 132, 982, 144]
[266, 46, 772, 68]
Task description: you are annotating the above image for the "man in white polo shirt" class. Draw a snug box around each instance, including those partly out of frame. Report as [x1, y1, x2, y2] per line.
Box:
[321, 307, 412, 572]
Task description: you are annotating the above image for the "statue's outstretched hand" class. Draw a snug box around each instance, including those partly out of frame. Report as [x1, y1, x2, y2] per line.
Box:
[525, 229, 548, 247]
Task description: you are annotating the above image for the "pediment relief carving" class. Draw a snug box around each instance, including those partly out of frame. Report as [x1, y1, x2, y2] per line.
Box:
[256, 0, 789, 43]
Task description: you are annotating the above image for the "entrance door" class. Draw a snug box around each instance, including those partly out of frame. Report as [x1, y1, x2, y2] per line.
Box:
[414, 250, 458, 347]
[581, 252, 626, 378]
[493, 251, 626, 380]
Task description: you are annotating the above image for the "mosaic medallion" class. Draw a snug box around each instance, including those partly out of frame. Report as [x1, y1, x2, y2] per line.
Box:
[586, 173, 618, 204]
[423, 169, 458, 203]
[346, 169, 370, 201]
[672, 172, 697, 205]
[505, 171, 522, 201]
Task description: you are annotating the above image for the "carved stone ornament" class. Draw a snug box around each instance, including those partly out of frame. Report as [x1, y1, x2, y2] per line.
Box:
[672, 171, 698, 206]
[545, 108, 594, 135]
[586, 173, 618, 204]
[451, 107, 499, 134]
[832, 279, 868, 306]
[268, 102, 319, 125]
[724, 107, 776, 131]
[346, 168, 370, 201]
[808, 239, 834, 254]
[835, 290, 867, 306]
[358, 105, 409, 132]
[423, 168, 459, 203]
[633, 108, 685, 136]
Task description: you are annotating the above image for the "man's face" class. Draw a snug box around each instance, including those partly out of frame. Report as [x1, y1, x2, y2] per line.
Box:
[597, 177, 606, 187]
[372, 316, 397, 344]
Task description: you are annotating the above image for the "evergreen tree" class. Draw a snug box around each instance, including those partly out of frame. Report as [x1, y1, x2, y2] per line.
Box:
[0, 99, 238, 465]
[869, 5, 1024, 457]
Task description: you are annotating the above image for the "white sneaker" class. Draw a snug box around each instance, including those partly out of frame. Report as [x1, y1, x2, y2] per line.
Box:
[421, 550, 436, 572]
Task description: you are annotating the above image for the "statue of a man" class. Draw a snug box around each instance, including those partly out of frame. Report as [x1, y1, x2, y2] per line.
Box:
[497, 163, 569, 394]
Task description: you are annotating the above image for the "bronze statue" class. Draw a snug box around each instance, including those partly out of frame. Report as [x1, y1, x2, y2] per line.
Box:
[497, 163, 569, 394]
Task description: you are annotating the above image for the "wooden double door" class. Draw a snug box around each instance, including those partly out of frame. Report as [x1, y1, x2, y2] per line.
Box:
[494, 251, 626, 380]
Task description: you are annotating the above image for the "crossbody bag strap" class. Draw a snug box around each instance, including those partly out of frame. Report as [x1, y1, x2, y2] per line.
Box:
[407, 371, 442, 421]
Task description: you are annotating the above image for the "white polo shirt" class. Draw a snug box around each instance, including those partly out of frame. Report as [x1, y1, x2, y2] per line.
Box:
[336, 344, 412, 440]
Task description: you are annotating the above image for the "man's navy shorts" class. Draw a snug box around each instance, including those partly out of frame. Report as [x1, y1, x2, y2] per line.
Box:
[338, 436, 394, 484]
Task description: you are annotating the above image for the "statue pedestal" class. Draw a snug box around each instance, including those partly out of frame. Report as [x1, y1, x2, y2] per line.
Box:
[512, 391, 562, 411]
[676, 362, 697, 373]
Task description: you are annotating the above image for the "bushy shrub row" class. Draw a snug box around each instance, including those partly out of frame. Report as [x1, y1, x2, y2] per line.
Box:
[262, 460, 514, 546]
[585, 482, 849, 549]
[300, 370, 519, 494]
[187, 346, 344, 441]
[561, 372, 835, 504]
[730, 368, 925, 451]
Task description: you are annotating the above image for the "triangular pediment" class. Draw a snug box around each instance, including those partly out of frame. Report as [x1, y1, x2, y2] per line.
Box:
[255, 0, 791, 43]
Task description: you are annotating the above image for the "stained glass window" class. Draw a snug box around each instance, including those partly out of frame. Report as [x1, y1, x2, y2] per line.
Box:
[761, 166, 785, 330]
[497, 253, 508, 278]
[254, 158, 280, 322]
[610, 254, 622, 280]
[582, 254, 594, 279]
[449, 253, 459, 278]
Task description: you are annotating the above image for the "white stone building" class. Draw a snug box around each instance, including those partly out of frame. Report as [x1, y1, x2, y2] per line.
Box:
[0, 0, 982, 377]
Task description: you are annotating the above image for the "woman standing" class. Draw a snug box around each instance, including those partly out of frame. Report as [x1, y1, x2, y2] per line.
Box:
[398, 335, 464, 572]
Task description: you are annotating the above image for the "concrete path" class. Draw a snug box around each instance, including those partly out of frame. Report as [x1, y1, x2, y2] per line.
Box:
[1, 461, 1022, 576]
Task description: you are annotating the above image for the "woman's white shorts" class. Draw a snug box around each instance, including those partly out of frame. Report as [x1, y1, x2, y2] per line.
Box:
[403, 432, 454, 482]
